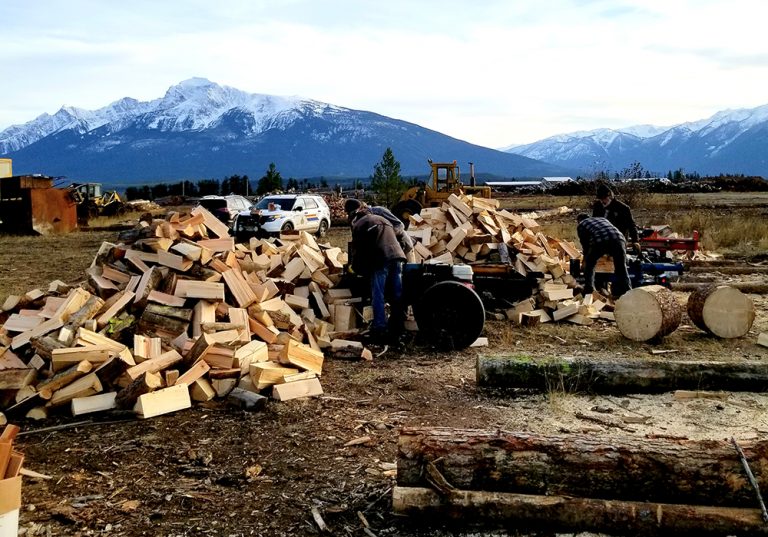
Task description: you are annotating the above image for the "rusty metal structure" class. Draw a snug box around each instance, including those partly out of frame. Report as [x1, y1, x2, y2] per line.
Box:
[0, 175, 78, 234]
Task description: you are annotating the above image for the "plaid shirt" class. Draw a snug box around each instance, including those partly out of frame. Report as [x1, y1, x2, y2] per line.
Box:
[577, 217, 626, 249]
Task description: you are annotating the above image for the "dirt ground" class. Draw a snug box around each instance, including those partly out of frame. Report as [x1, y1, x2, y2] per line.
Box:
[2, 195, 768, 537]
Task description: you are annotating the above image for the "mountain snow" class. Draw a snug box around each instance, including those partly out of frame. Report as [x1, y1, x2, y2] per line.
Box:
[0, 77, 346, 154]
[504, 104, 768, 175]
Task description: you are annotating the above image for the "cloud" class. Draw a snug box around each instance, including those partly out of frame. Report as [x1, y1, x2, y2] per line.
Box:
[1, 0, 767, 147]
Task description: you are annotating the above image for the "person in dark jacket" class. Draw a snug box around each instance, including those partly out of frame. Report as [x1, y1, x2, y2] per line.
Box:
[344, 199, 415, 262]
[349, 207, 407, 344]
[592, 183, 641, 253]
[577, 214, 632, 298]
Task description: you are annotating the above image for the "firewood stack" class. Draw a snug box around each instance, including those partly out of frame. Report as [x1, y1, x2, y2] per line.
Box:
[0, 206, 372, 422]
[404, 193, 610, 325]
[324, 195, 350, 223]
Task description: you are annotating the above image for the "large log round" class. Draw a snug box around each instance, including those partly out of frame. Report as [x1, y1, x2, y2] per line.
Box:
[392, 487, 768, 537]
[687, 284, 756, 338]
[615, 285, 682, 341]
[476, 354, 768, 393]
[397, 427, 768, 507]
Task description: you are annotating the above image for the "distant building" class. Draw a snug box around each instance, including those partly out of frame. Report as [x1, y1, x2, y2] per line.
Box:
[487, 177, 573, 191]
[486, 180, 543, 191]
[541, 177, 573, 187]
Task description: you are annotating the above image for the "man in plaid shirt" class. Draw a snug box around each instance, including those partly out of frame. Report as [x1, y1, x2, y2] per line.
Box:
[577, 214, 632, 298]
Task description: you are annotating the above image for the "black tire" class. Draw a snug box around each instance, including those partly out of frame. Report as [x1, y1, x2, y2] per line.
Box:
[391, 199, 423, 229]
[281, 221, 294, 232]
[316, 219, 329, 238]
[413, 281, 485, 350]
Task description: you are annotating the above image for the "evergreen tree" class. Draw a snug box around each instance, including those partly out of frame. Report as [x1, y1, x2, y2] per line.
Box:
[124, 186, 140, 201]
[256, 163, 283, 195]
[370, 147, 405, 206]
[197, 179, 220, 196]
[150, 183, 168, 199]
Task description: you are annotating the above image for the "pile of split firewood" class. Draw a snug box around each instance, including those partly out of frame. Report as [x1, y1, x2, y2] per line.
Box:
[405, 194, 609, 325]
[0, 206, 372, 422]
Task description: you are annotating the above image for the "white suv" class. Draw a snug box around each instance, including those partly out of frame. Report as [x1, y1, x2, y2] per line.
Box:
[232, 194, 331, 239]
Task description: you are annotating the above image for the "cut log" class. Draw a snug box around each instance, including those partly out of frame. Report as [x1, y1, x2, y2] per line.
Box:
[271, 377, 323, 401]
[37, 360, 93, 399]
[134, 383, 191, 419]
[66, 295, 106, 330]
[115, 371, 164, 408]
[396, 427, 768, 507]
[614, 285, 682, 341]
[226, 387, 268, 411]
[392, 486, 768, 537]
[476, 354, 768, 393]
[125, 349, 183, 381]
[29, 335, 68, 360]
[190, 378, 216, 402]
[48, 372, 103, 407]
[687, 284, 756, 338]
[0, 368, 36, 390]
[175, 359, 210, 386]
[279, 340, 324, 375]
[71, 392, 117, 416]
[51, 346, 111, 372]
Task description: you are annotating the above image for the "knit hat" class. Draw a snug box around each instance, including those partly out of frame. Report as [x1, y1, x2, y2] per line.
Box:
[596, 183, 613, 199]
[344, 198, 363, 215]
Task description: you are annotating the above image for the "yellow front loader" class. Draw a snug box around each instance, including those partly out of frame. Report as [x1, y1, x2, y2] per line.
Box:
[392, 160, 491, 224]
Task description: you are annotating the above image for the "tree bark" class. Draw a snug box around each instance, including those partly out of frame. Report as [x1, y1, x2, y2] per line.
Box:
[66, 295, 106, 331]
[396, 427, 768, 507]
[37, 360, 93, 399]
[29, 335, 68, 360]
[672, 282, 768, 294]
[687, 284, 756, 338]
[115, 371, 163, 408]
[615, 285, 682, 341]
[476, 354, 768, 393]
[137, 311, 189, 341]
[392, 486, 768, 536]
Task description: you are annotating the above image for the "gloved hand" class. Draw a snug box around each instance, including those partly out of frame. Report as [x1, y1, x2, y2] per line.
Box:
[632, 242, 642, 255]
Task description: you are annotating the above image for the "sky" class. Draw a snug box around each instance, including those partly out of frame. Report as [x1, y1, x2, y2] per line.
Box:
[2, 0, 767, 148]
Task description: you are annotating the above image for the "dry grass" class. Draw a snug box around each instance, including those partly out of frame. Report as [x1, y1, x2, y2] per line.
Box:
[0, 231, 116, 300]
[84, 210, 151, 228]
[499, 193, 768, 256]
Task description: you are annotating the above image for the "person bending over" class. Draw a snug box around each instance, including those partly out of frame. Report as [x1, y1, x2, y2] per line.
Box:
[344, 199, 416, 263]
[577, 213, 632, 298]
[349, 206, 407, 345]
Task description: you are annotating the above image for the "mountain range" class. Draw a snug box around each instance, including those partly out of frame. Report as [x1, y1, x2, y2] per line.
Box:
[0, 78, 568, 186]
[503, 105, 768, 177]
[3, 78, 766, 185]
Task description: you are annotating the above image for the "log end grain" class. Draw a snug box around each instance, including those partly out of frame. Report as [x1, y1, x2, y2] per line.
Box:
[688, 285, 756, 339]
[615, 285, 682, 342]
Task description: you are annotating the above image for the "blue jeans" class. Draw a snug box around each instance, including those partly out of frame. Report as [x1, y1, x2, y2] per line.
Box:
[583, 240, 632, 297]
[370, 260, 405, 336]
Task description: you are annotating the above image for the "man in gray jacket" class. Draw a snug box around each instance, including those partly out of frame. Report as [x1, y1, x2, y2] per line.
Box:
[344, 199, 415, 262]
[349, 204, 407, 345]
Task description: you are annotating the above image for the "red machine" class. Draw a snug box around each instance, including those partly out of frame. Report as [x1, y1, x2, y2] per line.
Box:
[640, 227, 700, 255]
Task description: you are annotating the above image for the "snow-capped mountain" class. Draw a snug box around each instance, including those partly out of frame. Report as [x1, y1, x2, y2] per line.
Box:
[504, 105, 768, 176]
[0, 78, 567, 184]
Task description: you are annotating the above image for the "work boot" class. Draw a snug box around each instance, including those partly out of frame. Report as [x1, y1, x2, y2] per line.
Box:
[363, 328, 388, 346]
